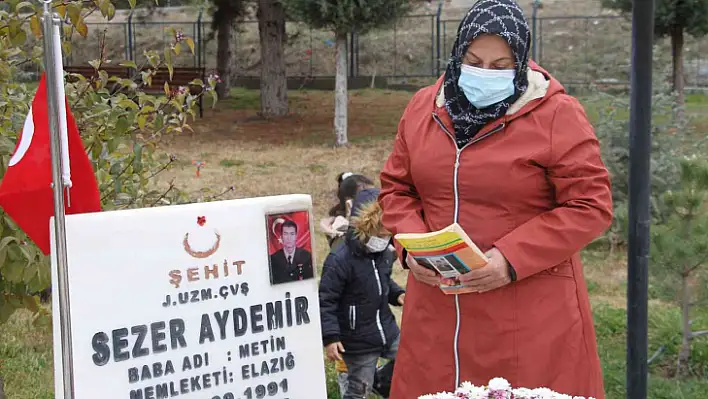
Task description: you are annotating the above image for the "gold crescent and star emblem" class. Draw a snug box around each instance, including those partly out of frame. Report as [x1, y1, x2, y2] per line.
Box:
[183, 216, 221, 259]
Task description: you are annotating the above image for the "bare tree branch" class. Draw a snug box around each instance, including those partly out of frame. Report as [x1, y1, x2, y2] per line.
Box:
[206, 186, 236, 201]
[687, 254, 708, 273]
[150, 181, 176, 207]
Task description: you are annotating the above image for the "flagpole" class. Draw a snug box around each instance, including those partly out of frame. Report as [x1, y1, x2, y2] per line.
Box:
[41, 1, 76, 398]
[51, 17, 73, 199]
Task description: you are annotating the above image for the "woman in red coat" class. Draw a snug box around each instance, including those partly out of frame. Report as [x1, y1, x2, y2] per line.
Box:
[378, 0, 613, 398]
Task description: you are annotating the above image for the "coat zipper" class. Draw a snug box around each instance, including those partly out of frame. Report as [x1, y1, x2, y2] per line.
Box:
[349, 305, 356, 330]
[432, 111, 505, 389]
[372, 259, 387, 346]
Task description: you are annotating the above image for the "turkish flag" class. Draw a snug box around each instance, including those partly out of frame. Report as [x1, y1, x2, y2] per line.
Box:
[266, 211, 312, 255]
[0, 74, 101, 255]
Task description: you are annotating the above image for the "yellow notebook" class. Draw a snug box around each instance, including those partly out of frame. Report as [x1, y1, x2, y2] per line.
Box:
[394, 223, 488, 294]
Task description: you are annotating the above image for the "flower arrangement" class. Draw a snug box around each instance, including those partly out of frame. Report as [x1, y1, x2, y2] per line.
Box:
[418, 378, 596, 399]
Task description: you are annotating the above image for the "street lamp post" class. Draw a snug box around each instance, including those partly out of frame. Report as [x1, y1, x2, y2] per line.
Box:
[531, 0, 542, 61]
[627, 0, 655, 398]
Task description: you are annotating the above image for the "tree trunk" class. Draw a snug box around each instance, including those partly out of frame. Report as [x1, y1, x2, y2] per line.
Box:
[334, 32, 348, 146]
[257, 0, 288, 117]
[671, 26, 685, 122]
[215, 10, 234, 99]
[677, 271, 692, 376]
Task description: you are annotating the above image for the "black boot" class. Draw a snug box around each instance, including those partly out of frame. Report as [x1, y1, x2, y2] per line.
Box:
[372, 360, 395, 398]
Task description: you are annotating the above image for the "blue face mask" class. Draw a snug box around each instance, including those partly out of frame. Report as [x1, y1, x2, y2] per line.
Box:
[458, 64, 516, 109]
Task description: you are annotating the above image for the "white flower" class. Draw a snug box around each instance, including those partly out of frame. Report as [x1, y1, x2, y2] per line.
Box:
[488, 377, 511, 391]
[418, 392, 455, 399]
[420, 378, 591, 399]
[456, 381, 488, 398]
[512, 387, 536, 398]
[530, 387, 556, 398]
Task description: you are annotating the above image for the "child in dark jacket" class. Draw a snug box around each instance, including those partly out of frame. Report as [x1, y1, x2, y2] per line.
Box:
[319, 187, 405, 399]
[319, 172, 377, 397]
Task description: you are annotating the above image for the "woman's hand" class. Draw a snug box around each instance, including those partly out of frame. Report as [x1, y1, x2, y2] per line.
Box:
[397, 293, 406, 305]
[458, 247, 511, 293]
[406, 254, 442, 286]
[325, 342, 345, 361]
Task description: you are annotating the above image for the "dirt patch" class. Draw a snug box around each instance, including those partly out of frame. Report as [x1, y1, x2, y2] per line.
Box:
[183, 89, 412, 145]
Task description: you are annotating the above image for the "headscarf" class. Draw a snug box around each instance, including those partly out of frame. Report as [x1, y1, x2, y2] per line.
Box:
[442, 0, 531, 147]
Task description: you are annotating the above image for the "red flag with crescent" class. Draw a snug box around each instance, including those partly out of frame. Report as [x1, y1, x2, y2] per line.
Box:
[0, 74, 101, 255]
[266, 211, 312, 255]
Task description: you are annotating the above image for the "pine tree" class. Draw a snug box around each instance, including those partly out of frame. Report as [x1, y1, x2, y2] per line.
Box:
[210, 0, 248, 99]
[209, 0, 288, 117]
[282, 0, 414, 146]
[601, 0, 708, 120]
[650, 157, 708, 375]
[257, 0, 288, 117]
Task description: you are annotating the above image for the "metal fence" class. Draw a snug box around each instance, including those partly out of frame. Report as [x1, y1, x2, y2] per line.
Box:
[67, 13, 207, 70]
[68, 11, 708, 87]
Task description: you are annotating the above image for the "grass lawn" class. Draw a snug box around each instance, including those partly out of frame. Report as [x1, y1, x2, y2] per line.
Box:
[1, 87, 708, 399]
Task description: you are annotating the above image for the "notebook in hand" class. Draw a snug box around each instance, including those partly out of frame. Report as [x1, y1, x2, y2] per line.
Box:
[394, 223, 488, 295]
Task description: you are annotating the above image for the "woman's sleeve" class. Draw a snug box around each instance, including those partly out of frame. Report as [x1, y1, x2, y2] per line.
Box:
[379, 112, 429, 266]
[493, 95, 614, 281]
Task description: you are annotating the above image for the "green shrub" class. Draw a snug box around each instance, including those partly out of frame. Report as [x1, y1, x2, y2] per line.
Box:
[585, 77, 686, 252]
[0, 0, 216, 322]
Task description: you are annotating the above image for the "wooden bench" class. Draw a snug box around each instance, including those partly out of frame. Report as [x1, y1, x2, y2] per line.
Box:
[65, 65, 132, 80]
[64, 65, 206, 118]
[64, 65, 131, 95]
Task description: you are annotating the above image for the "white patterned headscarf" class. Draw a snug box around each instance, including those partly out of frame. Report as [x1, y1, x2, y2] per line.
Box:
[443, 0, 531, 147]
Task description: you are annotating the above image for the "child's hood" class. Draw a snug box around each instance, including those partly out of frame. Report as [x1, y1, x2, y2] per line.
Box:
[348, 188, 388, 246]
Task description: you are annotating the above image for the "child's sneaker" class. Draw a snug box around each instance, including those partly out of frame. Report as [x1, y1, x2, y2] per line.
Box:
[372, 360, 395, 398]
[335, 360, 349, 397]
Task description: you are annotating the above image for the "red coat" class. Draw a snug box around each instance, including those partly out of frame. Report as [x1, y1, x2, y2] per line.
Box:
[379, 62, 613, 399]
